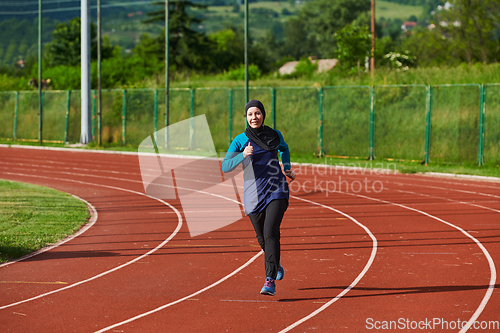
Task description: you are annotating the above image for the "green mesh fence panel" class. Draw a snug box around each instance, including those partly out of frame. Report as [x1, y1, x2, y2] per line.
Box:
[156, 88, 191, 147]
[323, 86, 370, 158]
[195, 88, 230, 151]
[430, 85, 480, 163]
[42, 91, 67, 141]
[98, 89, 123, 144]
[0, 92, 15, 139]
[231, 88, 273, 142]
[484, 84, 500, 164]
[375, 85, 427, 161]
[67, 90, 82, 143]
[17, 91, 39, 141]
[276, 87, 318, 155]
[125, 89, 156, 146]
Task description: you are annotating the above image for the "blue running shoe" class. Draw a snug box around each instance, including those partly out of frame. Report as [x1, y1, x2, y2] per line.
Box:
[276, 265, 285, 281]
[260, 277, 276, 296]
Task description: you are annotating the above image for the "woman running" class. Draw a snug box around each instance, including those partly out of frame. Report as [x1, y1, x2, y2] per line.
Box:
[221, 99, 296, 296]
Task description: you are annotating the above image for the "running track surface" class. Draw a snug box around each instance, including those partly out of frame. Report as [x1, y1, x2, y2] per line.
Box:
[0, 146, 499, 332]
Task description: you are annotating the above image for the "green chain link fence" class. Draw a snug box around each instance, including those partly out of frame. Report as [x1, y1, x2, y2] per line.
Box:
[1, 84, 498, 165]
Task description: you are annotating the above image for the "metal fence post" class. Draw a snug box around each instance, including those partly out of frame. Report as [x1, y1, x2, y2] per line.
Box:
[190, 88, 195, 150]
[92, 90, 96, 141]
[424, 85, 433, 165]
[317, 87, 324, 157]
[478, 84, 485, 166]
[64, 90, 71, 143]
[369, 86, 375, 160]
[154, 89, 158, 142]
[122, 89, 127, 146]
[39, 91, 44, 144]
[271, 87, 276, 129]
[228, 88, 233, 146]
[13, 91, 19, 142]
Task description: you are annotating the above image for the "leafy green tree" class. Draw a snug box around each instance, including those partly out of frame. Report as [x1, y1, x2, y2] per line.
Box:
[298, 0, 371, 58]
[44, 17, 114, 67]
[280, 17, 317, 60]
[434, 0, 499, 64]
[334, 23, 372, 76]
[142, 1, 214, 72]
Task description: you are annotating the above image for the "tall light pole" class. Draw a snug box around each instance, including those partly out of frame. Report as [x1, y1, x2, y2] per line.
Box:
[165, 0, 170, 147]
[371, 0, 376, 75]
[81, 0, 91, 144]
[97, 0, 102, 145]
[38, 0, 43, 144]
[244, 0, 249, 104]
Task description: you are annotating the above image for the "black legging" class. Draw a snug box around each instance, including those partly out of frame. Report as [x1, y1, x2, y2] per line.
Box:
[248, 199, 288, 279]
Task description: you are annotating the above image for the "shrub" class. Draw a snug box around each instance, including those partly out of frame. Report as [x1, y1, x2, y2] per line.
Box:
[227, 64, 262, 80]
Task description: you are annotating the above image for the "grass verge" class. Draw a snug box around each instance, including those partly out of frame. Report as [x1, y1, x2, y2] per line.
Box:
[0, 180, 90, 263]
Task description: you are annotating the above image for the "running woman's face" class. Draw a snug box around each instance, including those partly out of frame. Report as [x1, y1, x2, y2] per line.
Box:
[247, 107, 264, 129]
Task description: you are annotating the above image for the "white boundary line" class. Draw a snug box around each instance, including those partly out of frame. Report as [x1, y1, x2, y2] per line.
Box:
[277, 195, 378, 333]
[0, 164, 378, 332]
[341, 191, 496, 333]
[94, 250, 263, 333]
[0, 194, 98, 268]
[2, 145, 499, 183]
[95, 195, 377, 332]
[3, 151, 495, 333]
[0, 172, 184, 310]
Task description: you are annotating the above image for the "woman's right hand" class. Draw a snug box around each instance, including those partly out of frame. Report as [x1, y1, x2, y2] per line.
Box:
[243, 142, 253, 158]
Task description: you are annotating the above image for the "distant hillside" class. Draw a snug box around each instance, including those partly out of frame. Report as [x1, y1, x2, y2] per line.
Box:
[0, 0, 429, 67]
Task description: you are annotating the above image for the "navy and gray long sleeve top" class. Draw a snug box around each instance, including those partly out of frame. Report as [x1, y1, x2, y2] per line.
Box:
[221, 130, 291, 215]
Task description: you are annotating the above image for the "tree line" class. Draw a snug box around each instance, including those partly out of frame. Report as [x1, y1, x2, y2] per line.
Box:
[1, 0, 499, 90]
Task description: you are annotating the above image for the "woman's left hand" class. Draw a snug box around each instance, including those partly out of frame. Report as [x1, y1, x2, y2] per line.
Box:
[285, 169, 296, 182]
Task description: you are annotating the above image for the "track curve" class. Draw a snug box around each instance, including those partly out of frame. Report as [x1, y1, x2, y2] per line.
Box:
[1, 146, 499, 332]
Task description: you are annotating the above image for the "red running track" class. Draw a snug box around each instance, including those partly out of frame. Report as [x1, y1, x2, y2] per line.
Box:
[0, 146, 499, 332]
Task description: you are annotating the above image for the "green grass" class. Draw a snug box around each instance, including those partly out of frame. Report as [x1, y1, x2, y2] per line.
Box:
[376, 0, 424, 21]
[0, 180, 90, 263]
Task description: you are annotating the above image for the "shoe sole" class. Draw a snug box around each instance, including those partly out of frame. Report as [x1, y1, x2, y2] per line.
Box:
[260, 289, 275, 296]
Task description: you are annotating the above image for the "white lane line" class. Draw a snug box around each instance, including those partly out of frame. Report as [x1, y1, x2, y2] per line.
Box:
[278, 195, 378, 333]
[398, 189, 500, 214]
[343, 190, 496, 333]
[278, 181, 496, 332]
[0, 165, 242, 206]
[2, 163, 379, 332]
[0, 172, 183, 310]
[94, 250, 263, 333]
[95, 195, 377, 332]
[0, 194, 98, 268]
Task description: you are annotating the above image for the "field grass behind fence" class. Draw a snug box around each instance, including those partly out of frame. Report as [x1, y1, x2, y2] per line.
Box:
[276, 87, 318, 155]
[0, 92, 15, 140]
[17, 91, 39, 141]
[323, 86, 371, 158]
[431, 85, 480, 163]
[375, 85, 427, 161]
[485, 84, 500, 164]
[1, 85, 499, 165]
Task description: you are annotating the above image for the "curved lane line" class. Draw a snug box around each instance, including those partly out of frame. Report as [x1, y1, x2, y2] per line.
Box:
[95, 194, 377, 332]
[0, 172, 183, 310]
[0, 195, 98, 268]
[341, 190, 496, 333]
[94, 250, 264, 333]
[278, 195, 378, 333]
[1, 166, 379, 332]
